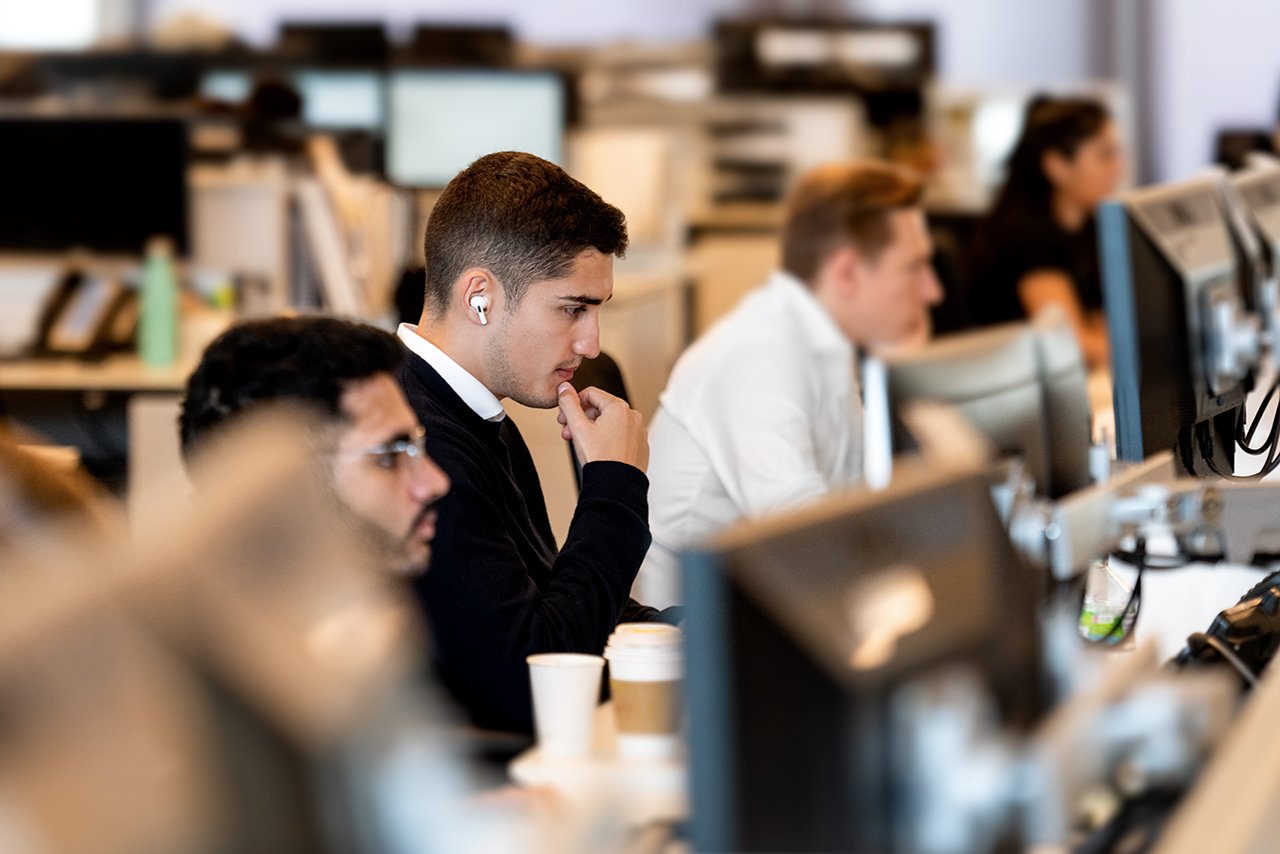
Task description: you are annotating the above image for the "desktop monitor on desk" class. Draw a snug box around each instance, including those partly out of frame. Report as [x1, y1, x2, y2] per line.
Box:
[684, 462, 1044, 852]
[0, 117, 189, 256]
[200, 69, 255, 104]
[879, 315, 1093, 500]
[1099, 175, 1254, 475]
[1229, 165, 1280, 328]
[385, 69, 565, 188]
[292, 70, 384, 130]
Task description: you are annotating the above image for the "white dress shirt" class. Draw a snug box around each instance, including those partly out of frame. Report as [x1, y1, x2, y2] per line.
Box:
[397, 323, 505, 422]
[636, 271, 863, 608]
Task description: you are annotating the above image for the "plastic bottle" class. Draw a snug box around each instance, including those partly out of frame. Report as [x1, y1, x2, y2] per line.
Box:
[138, 236, 178, 366]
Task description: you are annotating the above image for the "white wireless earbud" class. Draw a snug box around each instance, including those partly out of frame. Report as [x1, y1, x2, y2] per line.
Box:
[469, 294, 489, 325]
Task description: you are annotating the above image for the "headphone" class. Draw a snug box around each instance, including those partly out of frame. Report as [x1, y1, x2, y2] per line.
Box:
[469, 294, 489, 325]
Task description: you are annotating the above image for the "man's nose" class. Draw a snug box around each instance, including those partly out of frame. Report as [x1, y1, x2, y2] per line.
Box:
[922, 268, 944, 307]
[409, 455, 450, 502]
[572, 314, 601, 359]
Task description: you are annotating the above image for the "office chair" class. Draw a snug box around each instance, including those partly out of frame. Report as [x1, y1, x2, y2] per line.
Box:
[566, 352, 631, 491]
[928, 222, 975, 335]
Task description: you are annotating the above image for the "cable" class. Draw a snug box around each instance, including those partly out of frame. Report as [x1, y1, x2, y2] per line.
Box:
[1082, 534, 1202, 648]
[1237, 371, 1280, 452]
[1202, 416, 1280, 480]
[1082, 537, 1148, 646]
[1199, 634, 1260, 688]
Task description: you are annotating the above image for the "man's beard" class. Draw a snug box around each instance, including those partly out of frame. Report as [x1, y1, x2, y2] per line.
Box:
[328, 491, 439, 577]
[485, 327, 557, 409]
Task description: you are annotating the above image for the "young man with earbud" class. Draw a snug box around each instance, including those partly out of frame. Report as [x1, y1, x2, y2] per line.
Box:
[396, 151, 678, 733]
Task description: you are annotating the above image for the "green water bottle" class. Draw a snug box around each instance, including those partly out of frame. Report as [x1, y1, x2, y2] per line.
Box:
[139, 236, 178, 366]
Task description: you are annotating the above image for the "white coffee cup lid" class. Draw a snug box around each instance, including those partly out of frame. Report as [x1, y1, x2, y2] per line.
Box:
[527, 653, 605, 668]
[609, 623, 681, 649]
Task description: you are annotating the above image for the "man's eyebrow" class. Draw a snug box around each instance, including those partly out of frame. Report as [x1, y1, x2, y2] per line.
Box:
[377, 430, 416, 447]
[556, 294, 606, 306]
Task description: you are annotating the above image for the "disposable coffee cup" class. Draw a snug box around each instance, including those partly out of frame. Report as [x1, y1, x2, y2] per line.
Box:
[527, 653, 604, 758]
[604, 624, 683, 760]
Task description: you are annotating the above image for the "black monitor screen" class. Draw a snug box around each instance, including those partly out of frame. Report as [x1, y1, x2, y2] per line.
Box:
[0, 118, 189, 255]
[278, 22, 388, 64]
[684, 464, 1044, 852]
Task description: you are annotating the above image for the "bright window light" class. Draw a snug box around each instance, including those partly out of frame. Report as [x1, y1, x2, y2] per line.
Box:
[0, 0, 99, 49]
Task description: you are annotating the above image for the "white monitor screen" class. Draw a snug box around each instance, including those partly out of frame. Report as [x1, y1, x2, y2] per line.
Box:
[201, 71, 253, 104]
[294, 71, 384, 130]
[386, 71, 564, 187]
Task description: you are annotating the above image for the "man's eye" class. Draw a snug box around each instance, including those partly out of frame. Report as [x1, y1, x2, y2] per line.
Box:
[566, 306, 586, 318]
[374, 453, 400, 470]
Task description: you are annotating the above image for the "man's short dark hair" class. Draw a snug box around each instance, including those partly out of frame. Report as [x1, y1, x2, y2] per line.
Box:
[422, 151, 628, 318]
[180, 316, 405, 457]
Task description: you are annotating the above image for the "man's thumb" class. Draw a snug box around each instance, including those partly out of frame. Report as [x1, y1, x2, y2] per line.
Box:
[557, 383, 589, 432]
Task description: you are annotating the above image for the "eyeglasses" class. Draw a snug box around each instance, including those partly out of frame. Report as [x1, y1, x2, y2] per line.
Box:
[335, 428, 430, 471]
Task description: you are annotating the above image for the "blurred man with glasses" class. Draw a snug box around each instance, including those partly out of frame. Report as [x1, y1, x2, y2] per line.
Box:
[180, 316, 451, 573]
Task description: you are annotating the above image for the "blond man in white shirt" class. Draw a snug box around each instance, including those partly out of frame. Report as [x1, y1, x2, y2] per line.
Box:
[638, 161, 943, 607]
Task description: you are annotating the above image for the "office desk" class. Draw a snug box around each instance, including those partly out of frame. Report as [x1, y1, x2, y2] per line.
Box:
[0, 353, 201, 500]
[0, 353, 194, 393]
[508, 702, 686, 829]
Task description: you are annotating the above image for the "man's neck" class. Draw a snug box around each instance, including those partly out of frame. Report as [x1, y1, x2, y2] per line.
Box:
[808, 274, 861, 348]
[412, 319, 493, 392]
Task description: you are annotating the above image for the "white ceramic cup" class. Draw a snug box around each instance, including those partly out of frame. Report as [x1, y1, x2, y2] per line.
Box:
[527, 653, 605, 758]
[604, 624, 683, 760]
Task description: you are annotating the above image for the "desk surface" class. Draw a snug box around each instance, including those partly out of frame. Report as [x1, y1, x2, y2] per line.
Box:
[0, 354, 195, 393]
[508, 702, 686, 828]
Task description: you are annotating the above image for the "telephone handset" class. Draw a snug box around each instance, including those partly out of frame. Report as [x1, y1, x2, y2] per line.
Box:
[33, 270, 138, 358]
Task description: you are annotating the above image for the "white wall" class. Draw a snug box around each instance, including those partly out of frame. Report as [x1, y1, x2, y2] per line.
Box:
[1149, 0, 1280, 181]
[855, 0, 1091, 86]
[156, 0, 1094, 79]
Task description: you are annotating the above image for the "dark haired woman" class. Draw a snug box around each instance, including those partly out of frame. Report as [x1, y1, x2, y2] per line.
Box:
[969, 96, 1124, 369]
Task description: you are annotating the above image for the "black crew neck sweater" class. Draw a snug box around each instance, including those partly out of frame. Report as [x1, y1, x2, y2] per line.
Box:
[398, 354, 670, 733]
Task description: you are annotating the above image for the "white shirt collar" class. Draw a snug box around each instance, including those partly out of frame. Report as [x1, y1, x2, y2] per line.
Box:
[397, 323, 506, 422]
[767, 270, 854, 357]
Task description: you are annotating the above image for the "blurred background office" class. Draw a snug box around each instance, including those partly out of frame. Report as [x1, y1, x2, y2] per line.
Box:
[5, 0, 1279, 538]
[6, 2, 1280, 852]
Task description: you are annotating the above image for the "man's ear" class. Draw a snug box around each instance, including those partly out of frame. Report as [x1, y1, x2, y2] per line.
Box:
[827, 245, 862, 297]
[459, 268, 495, 326]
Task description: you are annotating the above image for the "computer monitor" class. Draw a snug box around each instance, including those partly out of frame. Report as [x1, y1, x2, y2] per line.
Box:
[0, 118, 189, 255]
[277, 21, 389, 65]
[684, 462, 1044, 852]
[880, 317, 1093, 500]
[199, 68, 384, 132]
[1099, 175, 1253, 474]
[37, 51, 204, 101]
[385, 70, 565, 188]
[1229, 164, 1280, 327]
[292, 70, 384, 130]
[200, 69, 254, 103]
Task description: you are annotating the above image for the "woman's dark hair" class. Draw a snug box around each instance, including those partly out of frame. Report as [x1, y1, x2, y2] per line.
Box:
[180, 316, 405, 457]
[989, 95, 1111, 220]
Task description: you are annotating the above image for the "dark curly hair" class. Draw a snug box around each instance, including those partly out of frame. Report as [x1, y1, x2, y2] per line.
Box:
[422, 150, 628, 318]
[180, 316, 405, 457]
